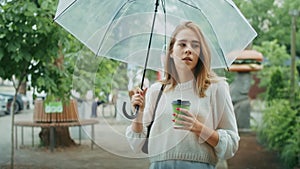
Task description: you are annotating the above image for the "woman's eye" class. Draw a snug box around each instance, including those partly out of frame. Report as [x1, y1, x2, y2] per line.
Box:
[192, 43, 200, 49]
[178, 43, 186, 47]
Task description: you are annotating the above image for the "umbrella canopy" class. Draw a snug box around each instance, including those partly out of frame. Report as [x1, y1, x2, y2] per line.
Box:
[54, 0, 257, 119]
[54, 0, 257, 71]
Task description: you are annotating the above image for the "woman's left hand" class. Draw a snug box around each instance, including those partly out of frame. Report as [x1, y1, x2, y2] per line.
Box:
[173, 108, 219, 147]
[173, 108, 203, 137]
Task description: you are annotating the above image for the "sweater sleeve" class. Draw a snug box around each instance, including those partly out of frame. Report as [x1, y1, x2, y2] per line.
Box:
[213, 80, 240, 160]
[125, 83, 160, 153]
[125, 125, 147, 153]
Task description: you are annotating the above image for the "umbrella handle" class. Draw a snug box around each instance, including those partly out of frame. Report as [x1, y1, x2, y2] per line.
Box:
[122, 0, 160, 120]
[122, 102, 139, 119]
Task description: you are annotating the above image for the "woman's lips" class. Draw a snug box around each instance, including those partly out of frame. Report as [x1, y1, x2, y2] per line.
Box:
[182, 57, 192, 61]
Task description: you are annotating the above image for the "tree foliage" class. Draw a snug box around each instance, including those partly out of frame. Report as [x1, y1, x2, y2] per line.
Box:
[235, 0, 300, 55]
[0, 1, 78, 167]
[253, 40, 290, 88]
[0, 0, 76, 102]
[257, 99, 299, 168]
[70, 47, 128, 101]
[235, 1, 300, 168]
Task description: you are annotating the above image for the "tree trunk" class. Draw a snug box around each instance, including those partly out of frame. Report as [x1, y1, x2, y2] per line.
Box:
[34, 100, 79, 148]
[39, 127, 77, 147]
[18, 81, 27, 95]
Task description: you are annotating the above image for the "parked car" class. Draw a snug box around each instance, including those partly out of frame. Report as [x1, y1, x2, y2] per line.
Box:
[0, 92, 29, 114]
[0, 95, 7, 113]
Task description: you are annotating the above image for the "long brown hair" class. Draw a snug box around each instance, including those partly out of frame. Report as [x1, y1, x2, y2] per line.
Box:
[161, 21, 218, 98]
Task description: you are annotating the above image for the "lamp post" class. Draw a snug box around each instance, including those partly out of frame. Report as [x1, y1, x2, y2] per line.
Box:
[289, 9, 299, 103]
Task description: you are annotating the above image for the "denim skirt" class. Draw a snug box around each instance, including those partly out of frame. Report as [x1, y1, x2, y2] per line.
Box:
[149, 160, 215, 169]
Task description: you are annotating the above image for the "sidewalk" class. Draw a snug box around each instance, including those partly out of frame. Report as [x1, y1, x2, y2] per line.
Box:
[227, 131, 285, 169]
[0, 109, 150, 169]
[0, 109, 285, 169]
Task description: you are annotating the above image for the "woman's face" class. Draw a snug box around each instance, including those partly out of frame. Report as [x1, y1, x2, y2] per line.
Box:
[171, 28, 200, 72]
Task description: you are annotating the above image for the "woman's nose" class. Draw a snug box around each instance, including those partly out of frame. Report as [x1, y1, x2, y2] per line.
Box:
[185, 48, 192, 55]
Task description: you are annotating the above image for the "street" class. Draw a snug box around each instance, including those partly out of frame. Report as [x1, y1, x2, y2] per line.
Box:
[0, 108, 150, 169]
[0, 101, 282, 169]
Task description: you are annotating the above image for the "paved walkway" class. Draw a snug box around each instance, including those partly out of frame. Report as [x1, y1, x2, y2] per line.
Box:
[0, 109, 285, 169]
[227, 131, 285, 169]
[0, 109, 150, 169]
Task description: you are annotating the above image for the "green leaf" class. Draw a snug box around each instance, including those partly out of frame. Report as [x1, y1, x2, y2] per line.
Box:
[0, 48, 4, 60]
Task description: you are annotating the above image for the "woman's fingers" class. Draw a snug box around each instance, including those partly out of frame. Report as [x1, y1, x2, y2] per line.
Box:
[174, 117, 201, 134]
[174, 119, 193, 128]
[176, 114, 194, 123]
[132, 94, 144, 106]
[131, 88, 147, 109]
[143, 88, 148, 96]
[177, 108, 194, 117]
[174, 108, 195, 122]
[173, 108, 202, 133]
[135, 88, 147, 96]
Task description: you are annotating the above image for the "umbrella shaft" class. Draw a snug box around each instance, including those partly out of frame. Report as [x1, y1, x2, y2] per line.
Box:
[140, 0, 160, 89]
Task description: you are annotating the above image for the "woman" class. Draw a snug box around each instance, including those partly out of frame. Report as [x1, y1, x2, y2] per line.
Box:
[126, 21, 239, 169]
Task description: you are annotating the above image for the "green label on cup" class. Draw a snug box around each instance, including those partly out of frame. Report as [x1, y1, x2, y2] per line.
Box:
[172, 99, 190, 124]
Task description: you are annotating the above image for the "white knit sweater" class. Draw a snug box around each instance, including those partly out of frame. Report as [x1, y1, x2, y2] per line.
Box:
[126, 79, 239, 165]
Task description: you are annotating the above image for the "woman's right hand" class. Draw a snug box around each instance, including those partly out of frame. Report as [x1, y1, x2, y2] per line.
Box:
[129, 88, 148, 130]
[130, 88, 148, 113]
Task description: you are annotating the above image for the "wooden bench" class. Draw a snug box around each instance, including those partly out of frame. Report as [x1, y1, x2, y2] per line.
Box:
[14, 119, 99, 152]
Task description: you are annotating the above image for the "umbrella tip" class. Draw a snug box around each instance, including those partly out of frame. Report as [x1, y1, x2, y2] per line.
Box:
[226, 66, 230, 71]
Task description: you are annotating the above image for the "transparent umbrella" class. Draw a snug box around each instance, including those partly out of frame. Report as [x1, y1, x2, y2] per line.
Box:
[54, 0, 257, 119]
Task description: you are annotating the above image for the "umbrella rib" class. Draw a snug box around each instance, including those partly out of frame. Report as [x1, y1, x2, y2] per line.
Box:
[178, 0, 197, 9]
[177, 0, 229, 69]
[95, 0, 135, 57]
[53, 0, 78, 21]
[160, 0, 167, 56]
[160, 0, 166, 13]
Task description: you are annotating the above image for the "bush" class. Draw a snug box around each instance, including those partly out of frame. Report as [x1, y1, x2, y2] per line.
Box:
[266, 69, 289, 101]
[253, 39, 300, 169]
[281, 116, 300, 168]
[257, 99, 299, 168]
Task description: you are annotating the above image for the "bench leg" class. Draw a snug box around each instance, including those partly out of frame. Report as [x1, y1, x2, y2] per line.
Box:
[79, 126, 81, 145]
[15, 125, 18, 150]
[50, 126, 55, 152]
[91, 124, 94, 150]
[21, 126, 24, 146]
[32, 127, 34, 147]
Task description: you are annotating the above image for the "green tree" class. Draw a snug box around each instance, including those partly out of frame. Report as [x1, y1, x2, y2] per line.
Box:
[0, 0, 76, 100]
[240, 2, 300, 165]
[69, 45, 128, 102]
[253, 40, 291, 99]
[235, 0, 300, 55]
[253, 40, 300, 168]
[234, 1, 300, 166]
[0, 0, 77, 168]
[266, 69, 287, 101]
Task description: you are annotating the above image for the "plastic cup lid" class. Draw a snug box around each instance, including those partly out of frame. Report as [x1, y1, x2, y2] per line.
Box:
[171, 99, 191, 106]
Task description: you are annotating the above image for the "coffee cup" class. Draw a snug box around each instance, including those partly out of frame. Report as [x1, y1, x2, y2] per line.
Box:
[172, 99, 191, 124]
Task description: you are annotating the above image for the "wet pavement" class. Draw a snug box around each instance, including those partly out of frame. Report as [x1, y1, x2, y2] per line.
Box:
[0, 109, 150, 169]
[228, 132, 285, 169]
[0, 107, 285, 169]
